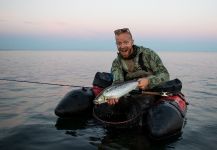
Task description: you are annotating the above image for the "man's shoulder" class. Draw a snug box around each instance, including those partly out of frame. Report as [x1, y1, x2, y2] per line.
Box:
[112, 57, 120, 65]
[136, 45, 155, 55]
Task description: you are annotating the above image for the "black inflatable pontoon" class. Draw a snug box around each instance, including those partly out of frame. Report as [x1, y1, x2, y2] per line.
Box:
[54, 73, 188, 140]
[55, 87, 94, 118]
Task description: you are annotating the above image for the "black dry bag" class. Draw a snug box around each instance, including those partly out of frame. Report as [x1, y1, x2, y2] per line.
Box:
[151, 78, 182, 94]
[92, 72, 113, 88]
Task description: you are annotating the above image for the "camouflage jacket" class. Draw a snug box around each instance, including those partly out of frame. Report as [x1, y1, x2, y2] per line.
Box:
[111, 45, 170, 89]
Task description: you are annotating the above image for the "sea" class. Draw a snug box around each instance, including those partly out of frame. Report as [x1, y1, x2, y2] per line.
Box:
[0, 51, 216, 150]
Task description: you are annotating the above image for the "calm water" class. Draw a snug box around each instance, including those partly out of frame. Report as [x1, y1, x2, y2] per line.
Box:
[0, 51, 216, 150]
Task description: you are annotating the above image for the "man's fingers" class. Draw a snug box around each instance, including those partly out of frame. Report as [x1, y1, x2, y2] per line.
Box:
[112, 99, 115, 105]
[110, 99, 114, 105]
[107, 99, 112, 105]
[137, 80, 141, 85]
[137, 84, 142, 88]
[138, 84, 145, 90]
[107, 98, 118, 105]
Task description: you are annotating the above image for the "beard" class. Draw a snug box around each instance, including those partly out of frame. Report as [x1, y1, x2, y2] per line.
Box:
[119, 47, 133, 58]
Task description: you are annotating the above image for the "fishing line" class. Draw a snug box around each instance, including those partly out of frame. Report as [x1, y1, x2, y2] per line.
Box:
[0, 78, 90, 88]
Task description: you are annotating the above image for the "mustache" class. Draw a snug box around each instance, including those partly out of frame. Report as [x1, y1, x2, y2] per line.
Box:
[118, 48, 129, 52]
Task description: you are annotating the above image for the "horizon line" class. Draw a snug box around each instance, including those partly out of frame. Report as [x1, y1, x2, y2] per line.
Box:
[0, 49, 216, 52]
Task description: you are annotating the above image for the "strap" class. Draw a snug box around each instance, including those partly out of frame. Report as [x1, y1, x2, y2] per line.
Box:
[138, 53, 148, 72]
[117, 56, 127, 80]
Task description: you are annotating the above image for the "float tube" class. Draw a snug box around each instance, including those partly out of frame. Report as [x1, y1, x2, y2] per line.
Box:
[54, 72, 188, 140]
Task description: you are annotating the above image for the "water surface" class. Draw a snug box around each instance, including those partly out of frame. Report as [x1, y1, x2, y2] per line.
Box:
[0, 51, 216, 150]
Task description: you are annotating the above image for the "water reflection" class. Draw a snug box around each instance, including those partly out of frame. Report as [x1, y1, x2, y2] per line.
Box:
[55, 114, 92, 131]
[55, 114, 183, 150]
[98, 128, 183, 150]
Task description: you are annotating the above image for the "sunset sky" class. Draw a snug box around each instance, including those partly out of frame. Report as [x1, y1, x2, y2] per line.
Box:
[0, 0, 216, 51]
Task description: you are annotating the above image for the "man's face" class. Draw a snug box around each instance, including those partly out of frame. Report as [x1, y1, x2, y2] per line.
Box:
[115, 33, 134, 59]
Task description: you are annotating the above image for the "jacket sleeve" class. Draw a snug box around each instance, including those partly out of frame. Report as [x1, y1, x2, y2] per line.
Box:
[111, 58, 125, 84]
[144, 49, 170, 89]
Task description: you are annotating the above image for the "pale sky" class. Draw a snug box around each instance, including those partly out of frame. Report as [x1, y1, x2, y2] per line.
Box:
[0, 0, 216, 51]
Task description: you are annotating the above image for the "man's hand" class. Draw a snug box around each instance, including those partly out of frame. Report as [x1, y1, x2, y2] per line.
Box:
[137, 78, 149, 90]
[107, 98, 119, 105]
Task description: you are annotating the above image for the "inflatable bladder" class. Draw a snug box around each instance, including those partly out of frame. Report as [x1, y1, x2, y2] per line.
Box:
[55, 87, 94, 118]
[146, 94, 187, 140]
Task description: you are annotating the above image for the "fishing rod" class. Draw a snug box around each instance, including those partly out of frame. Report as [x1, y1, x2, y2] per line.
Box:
[141, 91, 172, 97]
[0, 78, 90, 88]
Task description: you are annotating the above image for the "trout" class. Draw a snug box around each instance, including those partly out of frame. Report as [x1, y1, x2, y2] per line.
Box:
[93, 80, 138, 105]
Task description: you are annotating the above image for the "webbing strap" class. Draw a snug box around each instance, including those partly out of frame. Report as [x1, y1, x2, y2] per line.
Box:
[138, 52, 148, 72]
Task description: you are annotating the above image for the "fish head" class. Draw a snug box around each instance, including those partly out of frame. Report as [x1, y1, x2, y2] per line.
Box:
[93, 94, 106, 105]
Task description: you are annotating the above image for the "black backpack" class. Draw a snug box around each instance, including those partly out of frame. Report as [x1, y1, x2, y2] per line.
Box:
[92, 72, 113, 88]
[151, 78, 182, 94]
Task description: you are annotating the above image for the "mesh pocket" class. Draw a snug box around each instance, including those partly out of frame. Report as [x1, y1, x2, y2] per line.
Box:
[93, 97, 143, 129]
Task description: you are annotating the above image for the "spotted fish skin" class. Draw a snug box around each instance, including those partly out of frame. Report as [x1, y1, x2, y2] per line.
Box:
[93, 81, 138, 105]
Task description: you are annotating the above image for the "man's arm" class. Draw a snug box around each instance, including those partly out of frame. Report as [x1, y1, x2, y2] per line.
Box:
[144, 49, 170, 89]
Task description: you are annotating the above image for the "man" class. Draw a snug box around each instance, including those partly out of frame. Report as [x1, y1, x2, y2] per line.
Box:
[107, 28, 169, 105]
